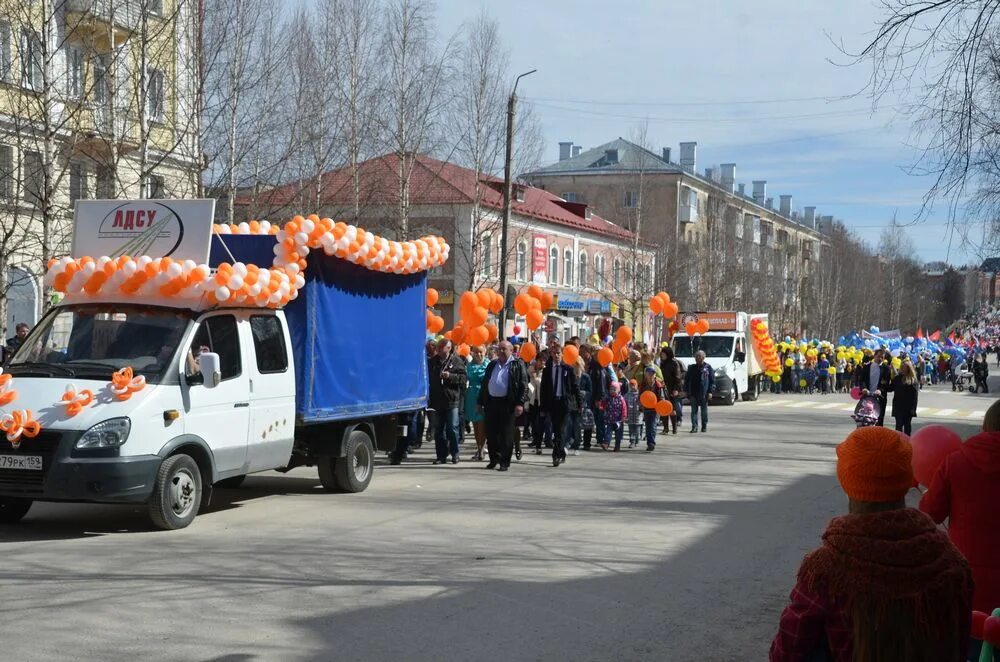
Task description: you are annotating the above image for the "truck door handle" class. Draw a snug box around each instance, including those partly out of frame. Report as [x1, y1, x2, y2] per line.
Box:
[234, 402, 249, 408]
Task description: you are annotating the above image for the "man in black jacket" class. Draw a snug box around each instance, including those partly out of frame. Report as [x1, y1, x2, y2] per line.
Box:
[477, 341, 529, 471]
[855, 349, 892, 426]
[583, 345, 611, 450]
[428, 339, 467, 464]
[540, 344, 580, 467]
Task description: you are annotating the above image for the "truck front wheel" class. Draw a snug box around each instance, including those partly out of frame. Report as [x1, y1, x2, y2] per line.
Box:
[318, 430, 374, 493]
[149, 454, 202, 530]
[0, 497, 32, 524]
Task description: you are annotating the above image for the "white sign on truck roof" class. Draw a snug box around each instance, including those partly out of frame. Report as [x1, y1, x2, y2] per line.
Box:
[72, 199, 216, 264]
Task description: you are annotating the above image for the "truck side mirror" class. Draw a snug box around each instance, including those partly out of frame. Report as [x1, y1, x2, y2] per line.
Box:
[734, 351, 746, 363]
[198, 352, 222, 388]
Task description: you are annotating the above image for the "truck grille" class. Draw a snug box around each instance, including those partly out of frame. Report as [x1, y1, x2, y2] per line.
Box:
[0, 430, 62, 496]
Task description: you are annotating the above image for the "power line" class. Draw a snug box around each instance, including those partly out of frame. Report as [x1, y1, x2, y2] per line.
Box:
[529, 100, 898, 124]
[523, 94, 857, 107]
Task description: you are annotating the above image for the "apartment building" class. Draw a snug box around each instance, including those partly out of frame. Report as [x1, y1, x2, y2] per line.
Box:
[240, 153, 657, 340]
[0, 0, 201, 334]
[523, 138, 829, 333]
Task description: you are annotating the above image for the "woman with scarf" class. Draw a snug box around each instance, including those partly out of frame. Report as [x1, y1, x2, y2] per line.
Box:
[770, 426, 973, 661]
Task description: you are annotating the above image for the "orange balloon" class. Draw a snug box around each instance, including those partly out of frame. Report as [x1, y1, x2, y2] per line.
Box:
[616, 326, 633, 343]
[527, 284, 543, 299]
[664, 302, 679, 318]
[527, 296, 542, 311]
[429, 316, 445, 334]
[563, 344, 580, 366]
[467, 306, 489, 327]
[540, 291, 555, 311]
[457, 343, 471, 357]
[514, 294, 531, 315]
[477, 289, 492, 308]
[443, 331, 453, 341]
[485, 323, 498, 343]
[460, 291, 478, 315]
[657, 291, 670, 304]
[656, 399, 674, 417]
[597, 347, 614, 367]
[697, 319, 711, 334]
[617, 345, 629, 362]
[489, 291, 503, 315]
[526, 309, 544, 330]
[451, 325, 466, 344]
[426, 288, 439, 307]
[649, 296, 664, 315]
[685, 321, 697, 336]
[467, 325, 489, 346]
[640, 391, 658, 409]
[520, 342, 538, 363]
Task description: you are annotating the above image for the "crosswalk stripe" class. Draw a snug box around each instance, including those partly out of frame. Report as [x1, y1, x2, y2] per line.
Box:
[815, 402, 843, 409]
[841, 405, 856, 412]
[931, 409, 957, 417]
[785, 401, 819, 408]
[968, 410, 986, 419]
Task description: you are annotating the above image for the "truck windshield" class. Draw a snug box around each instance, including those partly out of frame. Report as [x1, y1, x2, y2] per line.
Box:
[7, 304, 192, 382]
[672, 336, 734, 359]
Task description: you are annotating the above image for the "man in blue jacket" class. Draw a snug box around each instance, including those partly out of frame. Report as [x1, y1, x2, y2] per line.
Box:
[684, 350, 714, 434]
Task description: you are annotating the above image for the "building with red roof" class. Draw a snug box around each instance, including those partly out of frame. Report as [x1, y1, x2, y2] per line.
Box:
[237, 153, 656, 337]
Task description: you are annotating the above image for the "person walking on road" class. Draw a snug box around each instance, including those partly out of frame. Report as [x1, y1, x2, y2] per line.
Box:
[770, 426, 973, 662]
[429, 339, 467, 465]
[972, 352, 990, 393]
[684, 350, 714, 434]
[856, 349, 891, 426]
[540, 344, 580, 467]
[639, 367, 663, 451]
[478, 341, 529, 472]
[624, 379, 642, 448]
[660, 346, 684, 434]
[888, 360, 919, 435]
[602, 381, 627, 451]
[464, 345, 489, 461]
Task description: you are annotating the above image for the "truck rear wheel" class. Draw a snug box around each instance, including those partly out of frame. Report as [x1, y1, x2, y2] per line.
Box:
[742, 376, 760, 402]
[149, 454, 202, 530]
[318, 430, 374, 493]
[0, 497, 32, 524]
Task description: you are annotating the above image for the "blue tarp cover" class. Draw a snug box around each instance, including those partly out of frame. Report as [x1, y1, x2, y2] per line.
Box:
[211, 234, 429, 422]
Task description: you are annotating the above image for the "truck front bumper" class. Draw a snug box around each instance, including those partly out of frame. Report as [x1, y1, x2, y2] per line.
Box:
[710, 375, 736, 403]
[0, 430, 160, 503]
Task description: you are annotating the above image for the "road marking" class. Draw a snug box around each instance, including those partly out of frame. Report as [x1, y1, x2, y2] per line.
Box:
[785, 401, 819, 408]
[931, 409, 957, 417]
[841, 405, 857, 412]
[969, 410, 986, 419]
[815, 402, 843, 409]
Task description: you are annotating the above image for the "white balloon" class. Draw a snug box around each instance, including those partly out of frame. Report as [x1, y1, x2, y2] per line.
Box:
[215, 286, 231, 302]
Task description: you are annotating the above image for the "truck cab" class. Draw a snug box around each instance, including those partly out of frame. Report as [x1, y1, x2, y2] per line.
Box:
[671, 311, 766, 405]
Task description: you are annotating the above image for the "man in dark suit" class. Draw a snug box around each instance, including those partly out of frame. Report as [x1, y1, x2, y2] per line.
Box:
[856, 349, 893, 426]
[477, 341, 529, 471]
[540, 344, 580, 467]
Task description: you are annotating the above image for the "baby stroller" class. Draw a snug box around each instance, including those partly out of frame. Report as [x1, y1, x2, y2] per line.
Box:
[955, 370, 975, 392]
[852, 395, 882, 427]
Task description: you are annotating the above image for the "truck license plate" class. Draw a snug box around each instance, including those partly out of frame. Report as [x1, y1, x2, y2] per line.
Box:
[0, 455, 42, 471]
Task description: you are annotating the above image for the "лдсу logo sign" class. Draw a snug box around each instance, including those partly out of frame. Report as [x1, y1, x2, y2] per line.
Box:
[97, 201, 185, 258]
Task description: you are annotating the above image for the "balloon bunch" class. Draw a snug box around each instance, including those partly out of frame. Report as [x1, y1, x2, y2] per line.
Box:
[425, 288, 445, 334]
[684, 318, 711, 336]
[972, 608, 1000, 659]
[648, 291, 678, 318]
[445, 288, 504, 356]
[110, 367, 146, 401]
[0, 409, 40, 449]
[213, 221, 279, 235]
[61, 384, 94, 417]
[609, 325, 633, 362]
[639, 389, 674, 416]
[513, 284, 555, 331]
[0, 369, 17, 406]
[749, 318, 783, 382]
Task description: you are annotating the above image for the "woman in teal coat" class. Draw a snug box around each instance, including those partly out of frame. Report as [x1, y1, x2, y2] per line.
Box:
[465, 345, 488, 461]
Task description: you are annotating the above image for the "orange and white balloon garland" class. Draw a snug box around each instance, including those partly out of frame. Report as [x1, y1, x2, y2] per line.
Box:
[61, 384, 94, 417]
[0, 409, 40, 449]
[0, 369, 17, 406]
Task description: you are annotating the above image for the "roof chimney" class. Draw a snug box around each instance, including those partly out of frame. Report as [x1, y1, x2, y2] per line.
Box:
[661, 147, 671, 163]
[720, 163, 736, 193]
[765, 197, 773, 210]
[559, 142, 573, 161]
[738, 183, 745, 197]
[779, 195, 793, 216]
[572, 145, 582, 157]
[804, 206, 816, 227]
[752, 180, 766, 205]
[679, 142, 697, 173]
[819, 215, 833, 232]
[704, 166, 714, 181]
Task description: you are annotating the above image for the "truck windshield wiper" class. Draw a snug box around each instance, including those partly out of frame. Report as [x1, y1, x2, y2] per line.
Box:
[7, 361, 76, 376]
[63, 360, 122, 374]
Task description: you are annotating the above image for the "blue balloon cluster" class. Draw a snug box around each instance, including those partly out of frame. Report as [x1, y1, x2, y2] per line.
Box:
[834, 330, 969, 364]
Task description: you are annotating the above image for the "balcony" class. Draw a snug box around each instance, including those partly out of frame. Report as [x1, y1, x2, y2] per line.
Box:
[65, 0, 142, 49]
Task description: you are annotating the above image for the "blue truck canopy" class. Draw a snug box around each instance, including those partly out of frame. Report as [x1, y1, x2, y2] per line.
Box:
[211, 234, 428, 422]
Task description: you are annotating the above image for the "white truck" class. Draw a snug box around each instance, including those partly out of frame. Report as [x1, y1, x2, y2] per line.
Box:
[670, 311, 768, 405]
[0, 200, 440, 529]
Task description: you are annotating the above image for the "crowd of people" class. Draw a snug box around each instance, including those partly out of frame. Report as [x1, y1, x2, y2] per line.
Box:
[391, 334, 716, 471]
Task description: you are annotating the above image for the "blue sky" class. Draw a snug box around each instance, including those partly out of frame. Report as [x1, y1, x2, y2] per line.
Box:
[434, 0, 979, 266]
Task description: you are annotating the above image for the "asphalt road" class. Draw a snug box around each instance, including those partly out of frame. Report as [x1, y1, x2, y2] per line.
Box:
[2, 380, 996, 662]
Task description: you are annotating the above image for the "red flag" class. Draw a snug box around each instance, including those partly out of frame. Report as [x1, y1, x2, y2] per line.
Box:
[949, 331, 956, 343]
[916, 327, 924, 339]
[929, 330, 941, 341]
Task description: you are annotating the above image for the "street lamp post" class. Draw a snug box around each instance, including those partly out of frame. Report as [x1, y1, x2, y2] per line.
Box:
[498, 69, 537, 336]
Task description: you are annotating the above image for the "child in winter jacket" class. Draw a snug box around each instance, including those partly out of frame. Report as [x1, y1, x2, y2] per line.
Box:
[602, 381, 628, 451]
[624, 379, 642, 448]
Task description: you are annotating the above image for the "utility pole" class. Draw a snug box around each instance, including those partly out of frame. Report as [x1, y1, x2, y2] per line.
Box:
[499, 69, 536, 335]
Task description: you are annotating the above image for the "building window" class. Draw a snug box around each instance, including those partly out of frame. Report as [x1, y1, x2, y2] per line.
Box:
[0, 22, 11, 83]
[96, 165, 115, 198]
[515, 242, 527, 281]
[624, 190, 639, 208]
[563, 192, 578, 203]
[23, 150, 43, 205]
[20, 29, 43, 91]
[736, 215, 745, 239]
[624, 263, 633, 295]
[0, 144, 12, 200]
[578, 251, 587, 289]
[148, 0, 164, 15]
[563, 248, 573, 286]
[144, 173, 165, 199]
[66, 46, 84, 98]
[594, 254, 604, 290]
[613, 258, 621, 291]
[480, 233, 493, 277]
[147, 67, 165, 120]
[549, 245, 559, 285]
[69, 161, 87, 203]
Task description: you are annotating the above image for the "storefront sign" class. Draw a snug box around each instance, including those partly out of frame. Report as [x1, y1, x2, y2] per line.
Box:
[73, 199, 216, 263]
[680, 311, 739, 331]
[587, 300, 612, 314]
[556, 295, 586, 312]
[436, 290, 454, 304]
[532, 235, 547, 284]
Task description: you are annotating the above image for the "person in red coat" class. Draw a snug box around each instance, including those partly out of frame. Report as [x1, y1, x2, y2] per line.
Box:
[921, 399, 1000, 614]
[770, 426, 972, 662]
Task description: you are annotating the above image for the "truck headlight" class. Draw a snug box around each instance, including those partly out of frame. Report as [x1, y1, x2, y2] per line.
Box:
[76, 417, 131, 449]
